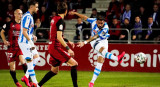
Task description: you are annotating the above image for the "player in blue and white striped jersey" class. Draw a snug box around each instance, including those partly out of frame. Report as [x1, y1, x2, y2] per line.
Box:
[18, 1, 40, 87]
[70, 12, 125, 87]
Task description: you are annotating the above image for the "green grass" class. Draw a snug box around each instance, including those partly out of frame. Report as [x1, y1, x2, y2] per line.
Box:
[0, 70, 160, 87]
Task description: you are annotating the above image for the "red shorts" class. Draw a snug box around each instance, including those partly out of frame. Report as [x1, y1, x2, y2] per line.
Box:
[7, 48, 23, 63]
[48, 45, 71, 67]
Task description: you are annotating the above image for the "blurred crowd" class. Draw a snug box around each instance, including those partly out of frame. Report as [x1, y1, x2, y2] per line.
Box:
[75, 0, 160, 41]
[0, 0, 160, 42]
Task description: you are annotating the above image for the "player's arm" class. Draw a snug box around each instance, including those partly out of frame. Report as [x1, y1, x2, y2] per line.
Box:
[56, 19, 74, 57]
[0, 24, 10, 46]
[64, 37, 75, 48]
[22, 28, 35, 49]
[77, 34, 99, 48]
[57, 31, 74, 57]
[69, 11, 88, 20]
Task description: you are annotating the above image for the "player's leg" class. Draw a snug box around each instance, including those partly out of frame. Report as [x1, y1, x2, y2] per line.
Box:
[32, 48, 40, 67]
[19, 43, 38, 86]
[89, 56, 104, 87]
[8, 51, 22, 87]
[19, 55, 32, 85]
[93, 41, 125, 63]
[9, 62, 18, 84]
[67, 58, 78, 87]
[38, 66, 58, 87]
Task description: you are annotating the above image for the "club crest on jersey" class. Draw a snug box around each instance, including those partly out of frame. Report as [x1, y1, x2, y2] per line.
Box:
[59, 24, 63, 30]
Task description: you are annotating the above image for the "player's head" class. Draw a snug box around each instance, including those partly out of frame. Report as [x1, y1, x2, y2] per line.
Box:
[28, 1, 38, 13]
[57, 2, 68, 16]
[96, 15, 105, 29]
[14, 9, 23, 20]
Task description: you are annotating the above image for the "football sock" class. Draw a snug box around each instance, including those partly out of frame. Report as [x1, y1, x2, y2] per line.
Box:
[38, 71, 56, 86]
[22, 63, 32, 82]
[91, 62, 103, 83]
[102, 49, 118, 61]
[10, 70, 18, 84]
[33, 57, 40, 67]
[71, 65, 78, 87]
[22, 63, 27, 73]
[27, 61, 38, 84]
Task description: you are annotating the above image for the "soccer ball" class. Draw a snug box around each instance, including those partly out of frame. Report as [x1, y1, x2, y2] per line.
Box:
[134, 52, 147, 64]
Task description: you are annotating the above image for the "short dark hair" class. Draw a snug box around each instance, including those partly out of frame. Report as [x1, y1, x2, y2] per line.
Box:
[92, 8, 97, 11]
[97, 15, 105, 21]
[28, 1, 38, 8]
[57, 2, 67, 14]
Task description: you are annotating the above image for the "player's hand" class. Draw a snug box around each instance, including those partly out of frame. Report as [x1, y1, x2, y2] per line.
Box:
[33, 35, 37, 42]
[69, 11, 76, 15]
[68, 49, 74, 57]
[68, 41, 75, 48]
[4, 40, 10, 46]
[77, 42, 85, 48]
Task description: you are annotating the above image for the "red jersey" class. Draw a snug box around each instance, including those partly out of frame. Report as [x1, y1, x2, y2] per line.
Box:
[49, 16, 65, 47]
[2, 21, 21, 50]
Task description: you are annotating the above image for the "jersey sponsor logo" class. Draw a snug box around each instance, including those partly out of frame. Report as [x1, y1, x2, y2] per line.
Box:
[59, 24, 63, 30]
[13, 30, 20, 36]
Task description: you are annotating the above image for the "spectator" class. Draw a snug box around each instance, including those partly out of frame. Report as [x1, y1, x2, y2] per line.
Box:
[118, 0, 125, 17]
[109, 18, 121, 40]
[120, 18, 132, 40]
[2, 16, 12, 36]
[21, 0, 28, 12]
[144, 17, 158, 40]
[132, 16, 142, 40]
[121, 4, 131, 23]
[90, 8, 98, 18]
[35, 18, 49, 40]
[38, 5, 49, 28]
[34, 18, 42, 29]
[50, 11, 57, 20]
[106, 0, 119, 23]
[138, 6, 149, 27]
[150, 4, 160, 26]
[6, 3, 14, 20]
[19, 4, 27, 13]
[74, 17, 87, 42]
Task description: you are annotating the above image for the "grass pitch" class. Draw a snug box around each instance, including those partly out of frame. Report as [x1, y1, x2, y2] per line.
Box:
[0, 70, 160, 87]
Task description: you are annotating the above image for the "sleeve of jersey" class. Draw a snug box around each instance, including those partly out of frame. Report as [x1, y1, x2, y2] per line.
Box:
[98, 28, 110, 39]
[87, 18, 96, 23]
[2, 24, 7, 31]
[56, 19, 64, 31]
[22, 16, 30, 29]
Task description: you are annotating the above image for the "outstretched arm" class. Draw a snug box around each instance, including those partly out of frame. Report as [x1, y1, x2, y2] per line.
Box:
[69, 11, 88, 20]
[77, 34, 99, 48]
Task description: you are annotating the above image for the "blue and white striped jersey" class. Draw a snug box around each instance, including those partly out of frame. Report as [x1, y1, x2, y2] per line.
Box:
[87, 18, 110, 40]
[18, 11, 34, 43]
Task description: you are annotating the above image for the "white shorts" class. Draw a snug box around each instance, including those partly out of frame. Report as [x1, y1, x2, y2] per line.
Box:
[90, 39, 108, 58]
[18, 42, 38, 60]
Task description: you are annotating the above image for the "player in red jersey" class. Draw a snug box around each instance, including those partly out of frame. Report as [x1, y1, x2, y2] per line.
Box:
[0, 9, 30, 87]
[38, 2, 78, 87]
